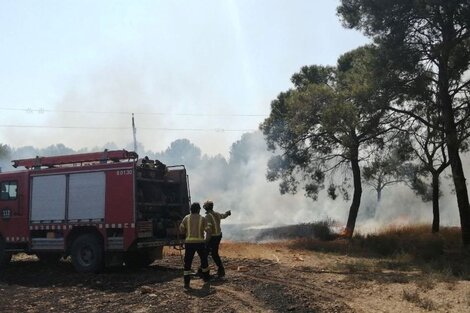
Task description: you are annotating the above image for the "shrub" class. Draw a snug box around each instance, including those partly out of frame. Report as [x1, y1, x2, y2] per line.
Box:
[402, 289, 436, 311]
[361, 234, 400, 256]
[255, 220, 337, 241]
[355, 225, 444, 259]
[312, 220, 336, 241]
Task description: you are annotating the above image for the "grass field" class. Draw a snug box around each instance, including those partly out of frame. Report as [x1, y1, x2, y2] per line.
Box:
[257, 223, 470, 280]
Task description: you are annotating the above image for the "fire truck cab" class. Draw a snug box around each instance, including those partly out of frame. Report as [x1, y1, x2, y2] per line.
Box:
[0, 150, 189, 273]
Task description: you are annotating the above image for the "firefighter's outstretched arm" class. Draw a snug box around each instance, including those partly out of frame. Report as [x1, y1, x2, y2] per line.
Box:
[219, 210, 231, 219]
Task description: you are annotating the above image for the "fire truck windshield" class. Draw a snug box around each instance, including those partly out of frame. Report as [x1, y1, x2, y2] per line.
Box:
[1, 181, 17, 200]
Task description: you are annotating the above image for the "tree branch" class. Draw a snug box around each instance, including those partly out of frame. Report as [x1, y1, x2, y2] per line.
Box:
[388, 106, 444, 131]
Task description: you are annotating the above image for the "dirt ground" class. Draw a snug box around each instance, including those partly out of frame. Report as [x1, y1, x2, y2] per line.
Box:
[0, 241, 469, 313]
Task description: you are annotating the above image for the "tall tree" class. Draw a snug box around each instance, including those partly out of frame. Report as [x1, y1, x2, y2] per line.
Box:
[398, 100, 458, 233]
[0, 144, 9, 159]
[157, 139, 202, 169]
[338, 0, 470, 245]
[261, 46, 395, 237]
[363, 134, 413, 206]
[410, 123, 450, 233]
[0, 144, 11, 172]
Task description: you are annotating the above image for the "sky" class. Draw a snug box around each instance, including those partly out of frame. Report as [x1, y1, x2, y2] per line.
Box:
[0, 0, 369, 156]
[1, 2, 467, 231]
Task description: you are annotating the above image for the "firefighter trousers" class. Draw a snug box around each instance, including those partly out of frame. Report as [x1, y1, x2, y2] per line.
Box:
[184, 242, 209, 277]
[208, 234, 223, 269]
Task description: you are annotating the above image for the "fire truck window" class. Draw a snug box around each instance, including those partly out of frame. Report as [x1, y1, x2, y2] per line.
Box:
[0, 181, 17, 200]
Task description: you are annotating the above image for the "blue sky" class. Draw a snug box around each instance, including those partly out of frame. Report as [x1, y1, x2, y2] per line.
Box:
[0, 0, 369, 156]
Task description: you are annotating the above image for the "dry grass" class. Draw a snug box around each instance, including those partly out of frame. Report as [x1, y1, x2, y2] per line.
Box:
[289, 224, 470, 279]
[415, 274, 436, 291]
[255, 221, 337, 241]
[167, 223, 470, 281]
[402, 288, 437, 311]
[333, 259, 376, 273]
[355, 224, 447, 259]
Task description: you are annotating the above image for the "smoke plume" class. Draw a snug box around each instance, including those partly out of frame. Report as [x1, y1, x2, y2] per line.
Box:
[1, 130, 465, 239]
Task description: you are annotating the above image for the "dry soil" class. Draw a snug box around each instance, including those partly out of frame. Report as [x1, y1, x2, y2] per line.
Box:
[0, 241, 469, 312]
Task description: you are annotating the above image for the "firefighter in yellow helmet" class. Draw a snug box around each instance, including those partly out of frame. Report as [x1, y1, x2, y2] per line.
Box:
[179, 202, 212, 289]
[203, 200, 231, 277]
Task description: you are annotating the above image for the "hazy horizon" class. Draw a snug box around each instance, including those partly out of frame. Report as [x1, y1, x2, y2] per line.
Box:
[1, 132, 465, 236]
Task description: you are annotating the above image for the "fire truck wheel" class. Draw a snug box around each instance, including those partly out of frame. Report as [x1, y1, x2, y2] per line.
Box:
[71, 234, 104, 273]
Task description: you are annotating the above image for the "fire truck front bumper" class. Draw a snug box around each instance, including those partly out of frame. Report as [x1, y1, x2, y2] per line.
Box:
[136, 238, 185, 248]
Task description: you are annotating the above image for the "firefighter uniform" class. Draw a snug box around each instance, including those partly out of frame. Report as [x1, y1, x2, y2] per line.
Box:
[179, 207, 211, 288]
[204, 200, 231, 277]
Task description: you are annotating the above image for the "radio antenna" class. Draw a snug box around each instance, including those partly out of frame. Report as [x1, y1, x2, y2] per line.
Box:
[132, 113, 137, 153]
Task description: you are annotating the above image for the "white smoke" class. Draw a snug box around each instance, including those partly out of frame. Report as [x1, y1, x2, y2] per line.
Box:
[1, 130, 465, 237]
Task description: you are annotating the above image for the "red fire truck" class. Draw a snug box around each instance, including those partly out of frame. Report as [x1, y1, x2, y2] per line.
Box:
[0, 150, 189, 272]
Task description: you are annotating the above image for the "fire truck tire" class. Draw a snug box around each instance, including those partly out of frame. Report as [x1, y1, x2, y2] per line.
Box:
[71, 234, 104, 273]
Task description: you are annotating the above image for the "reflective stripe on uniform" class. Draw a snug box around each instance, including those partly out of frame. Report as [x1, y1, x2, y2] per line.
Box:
[186, 215, 205, 242]
[184, 270, 192, 276]
[208, 213, 222, 236]
[201, 267, 209, 273]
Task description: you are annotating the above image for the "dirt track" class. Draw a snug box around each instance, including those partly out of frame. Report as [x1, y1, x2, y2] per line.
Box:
[0, 242, 469, 312]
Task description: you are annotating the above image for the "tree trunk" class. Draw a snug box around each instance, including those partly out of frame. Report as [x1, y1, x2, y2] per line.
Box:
[431, 173, 440, 233]
[439, 61, 470, 245]
[445, 132, 470, 244]
[345, 152, 362, 238]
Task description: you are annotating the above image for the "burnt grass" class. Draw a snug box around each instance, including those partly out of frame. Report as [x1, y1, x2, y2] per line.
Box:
[0, 253, 353, 313]
[255, 221, 337, 242]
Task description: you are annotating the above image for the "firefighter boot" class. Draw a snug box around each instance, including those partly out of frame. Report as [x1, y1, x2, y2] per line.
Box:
[196, 267, 203, 278]
[202, 271, 212, 282]
[184, 275, 191, 289]
[217, 266, 225, 278]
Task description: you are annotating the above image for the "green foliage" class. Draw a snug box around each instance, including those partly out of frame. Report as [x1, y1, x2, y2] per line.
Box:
[260, 46, 392, 200]
[291, 65, 334, 89]
[338, 0, 470, 245]
[338, 0, 470, 127]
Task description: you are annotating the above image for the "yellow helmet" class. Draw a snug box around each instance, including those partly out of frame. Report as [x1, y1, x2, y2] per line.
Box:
[203, 200, 214, 210]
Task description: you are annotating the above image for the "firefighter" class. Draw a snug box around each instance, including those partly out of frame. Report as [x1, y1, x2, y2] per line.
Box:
[179, 202, 211, 289]
[203, 200, 231, 277]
